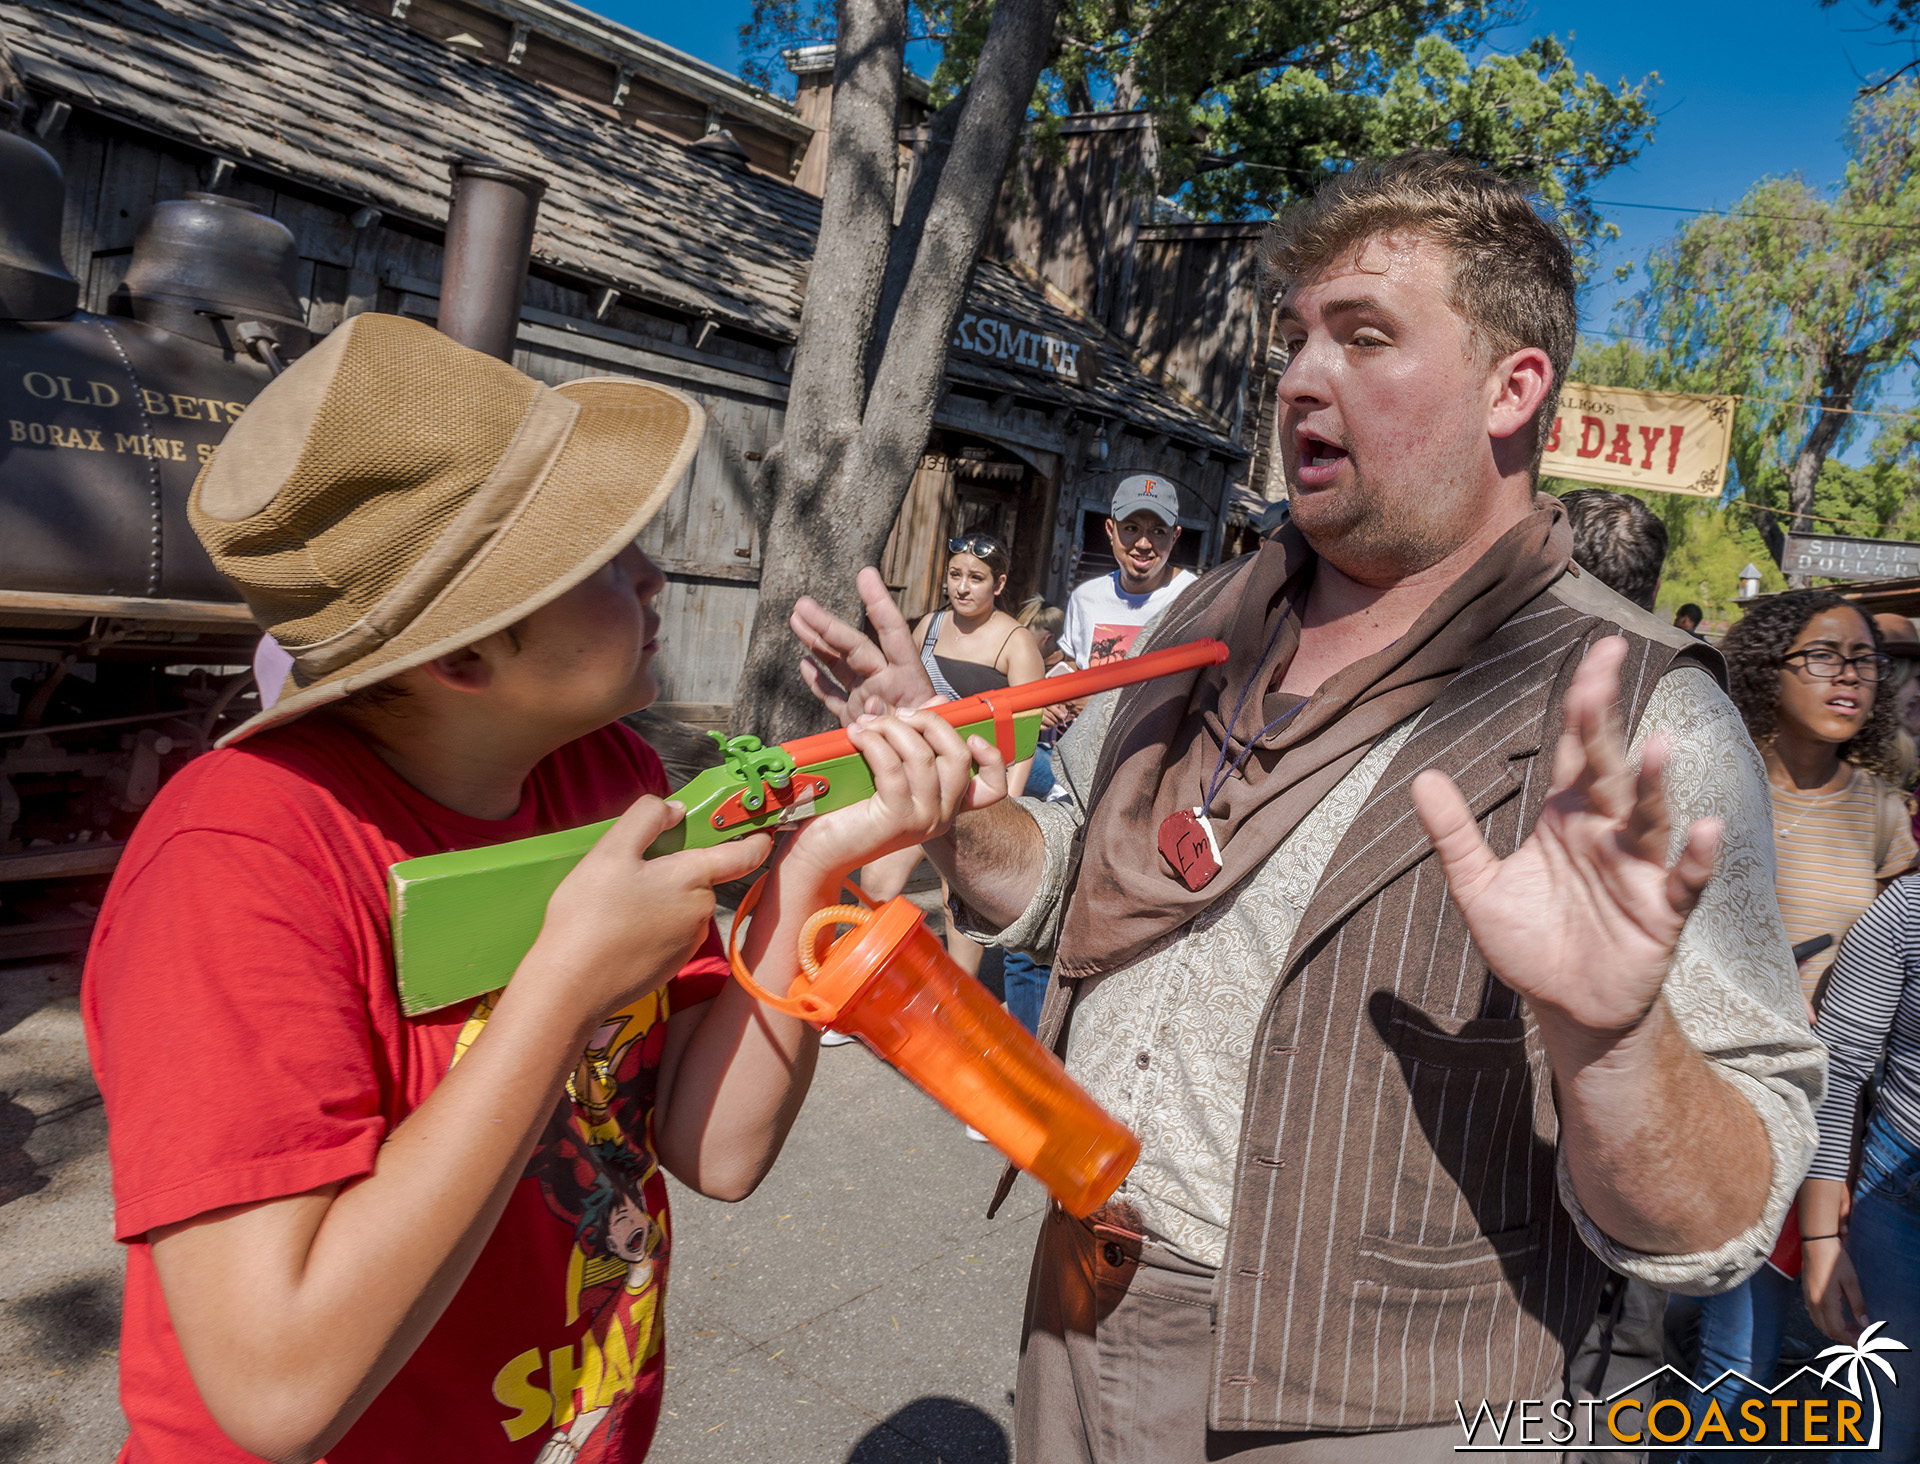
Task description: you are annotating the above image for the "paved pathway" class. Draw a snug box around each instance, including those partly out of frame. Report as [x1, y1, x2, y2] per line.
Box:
[0, 955, 1043, 1463]
[654, 1042, 1044, 1463]
[0, 960, 124, 1463]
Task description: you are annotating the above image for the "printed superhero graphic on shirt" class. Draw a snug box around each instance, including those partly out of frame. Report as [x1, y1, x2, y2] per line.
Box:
[1087, 622, 1146, 666]
[458, 989, 677, 1461]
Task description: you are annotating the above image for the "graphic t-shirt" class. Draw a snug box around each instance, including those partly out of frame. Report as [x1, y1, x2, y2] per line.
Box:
[83, 715, 728, 1463]
[1059, 568, 1196, 668]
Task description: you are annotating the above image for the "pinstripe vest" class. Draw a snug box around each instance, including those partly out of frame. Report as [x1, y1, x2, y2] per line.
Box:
[1003, 563, 1723, 1433]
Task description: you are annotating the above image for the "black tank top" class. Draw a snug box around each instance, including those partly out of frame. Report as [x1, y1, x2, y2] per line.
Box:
[921, 611, 1013, 698]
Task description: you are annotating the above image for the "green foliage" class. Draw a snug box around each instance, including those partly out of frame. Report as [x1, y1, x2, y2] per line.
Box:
[738, 1, 1658, 256]
[1556, 343, 1920, 627]
[1620, 79, 1920, 522]
[1153, 28, 1654, 255]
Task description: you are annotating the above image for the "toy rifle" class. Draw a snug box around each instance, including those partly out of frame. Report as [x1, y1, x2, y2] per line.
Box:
[388, 637, 1230, 1014]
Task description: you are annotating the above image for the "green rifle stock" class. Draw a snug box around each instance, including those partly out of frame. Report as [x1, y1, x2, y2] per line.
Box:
[387, 637, 1229, 1015]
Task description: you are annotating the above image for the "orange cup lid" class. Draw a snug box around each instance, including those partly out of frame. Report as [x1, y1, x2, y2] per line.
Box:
[792, 896, 926, 1022]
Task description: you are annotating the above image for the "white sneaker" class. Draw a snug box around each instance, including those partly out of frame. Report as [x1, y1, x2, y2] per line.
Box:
[819, 1029, 857, 1047]
[964, 1125, 989, 1142]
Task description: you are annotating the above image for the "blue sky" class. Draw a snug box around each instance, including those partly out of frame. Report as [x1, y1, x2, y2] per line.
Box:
[599, 2, 1913, 423]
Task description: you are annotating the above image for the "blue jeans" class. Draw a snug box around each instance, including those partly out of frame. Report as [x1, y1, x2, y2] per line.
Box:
[1002, 950, 1048, 1036]
[1677, 1264, 1798, 1463]
[1843, 1108, 1920, 1461]
[1024, 742, 1057, 800]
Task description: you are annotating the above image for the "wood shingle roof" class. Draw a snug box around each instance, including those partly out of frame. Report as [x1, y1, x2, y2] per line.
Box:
[1, 0, 1241, 452]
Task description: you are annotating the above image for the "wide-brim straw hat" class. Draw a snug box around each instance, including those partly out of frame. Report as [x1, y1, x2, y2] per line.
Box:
[191, 312, 703, 746]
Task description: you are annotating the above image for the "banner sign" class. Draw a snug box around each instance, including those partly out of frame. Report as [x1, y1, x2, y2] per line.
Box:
[1541, 381, 1735, 497]
[1783, 532, 1920, 582]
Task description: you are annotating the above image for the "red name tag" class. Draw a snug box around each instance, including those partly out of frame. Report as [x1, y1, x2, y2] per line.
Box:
[1158, 808, 1221, 891]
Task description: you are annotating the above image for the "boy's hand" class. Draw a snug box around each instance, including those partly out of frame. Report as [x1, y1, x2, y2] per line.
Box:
[786, 710, 1006, 877]
[534, 797, 771, 1010]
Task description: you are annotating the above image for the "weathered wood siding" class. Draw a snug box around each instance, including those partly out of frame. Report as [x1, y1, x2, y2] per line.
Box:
[33, 105, 1240, 716]
[881, 456, 960, 621]
[987, 114, 1157, 335]
[1121, 223, 1265, 443]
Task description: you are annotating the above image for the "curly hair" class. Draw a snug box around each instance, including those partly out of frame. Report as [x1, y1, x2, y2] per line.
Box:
[1719, 589, 1902, 780]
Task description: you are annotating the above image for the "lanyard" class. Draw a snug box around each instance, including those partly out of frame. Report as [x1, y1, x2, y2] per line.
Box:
[1199, 609, 1297, 816]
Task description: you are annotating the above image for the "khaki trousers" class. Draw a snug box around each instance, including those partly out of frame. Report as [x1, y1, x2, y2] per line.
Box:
[1014, 1204, 1552, 1464]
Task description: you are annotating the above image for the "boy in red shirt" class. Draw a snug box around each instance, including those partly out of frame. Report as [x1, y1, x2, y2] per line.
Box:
[83, 314, 1003, 1463]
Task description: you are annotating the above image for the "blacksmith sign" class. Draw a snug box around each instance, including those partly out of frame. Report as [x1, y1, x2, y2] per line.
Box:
[1782, 532, 1920, 582]
[950, 311, 1100, 385]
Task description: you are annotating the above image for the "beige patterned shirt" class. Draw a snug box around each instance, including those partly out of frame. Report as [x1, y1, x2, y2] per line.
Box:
[971, 666, 1825, 1290]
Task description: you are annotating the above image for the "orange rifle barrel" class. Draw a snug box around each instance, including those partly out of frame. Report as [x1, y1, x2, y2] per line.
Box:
[779, 637, 1231, 769]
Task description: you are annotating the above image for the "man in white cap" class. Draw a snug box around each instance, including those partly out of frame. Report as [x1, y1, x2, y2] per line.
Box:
[1058, 473, 1197, 671]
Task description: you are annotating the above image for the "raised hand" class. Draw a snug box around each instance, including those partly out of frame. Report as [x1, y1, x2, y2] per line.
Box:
[1409, 636, 1721, 1036]
[791, 566, 938, 724]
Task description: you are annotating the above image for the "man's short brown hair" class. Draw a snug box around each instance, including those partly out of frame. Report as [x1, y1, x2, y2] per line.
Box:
[1261, 151, 1578, 473]
[1559, 488, 1668, 611]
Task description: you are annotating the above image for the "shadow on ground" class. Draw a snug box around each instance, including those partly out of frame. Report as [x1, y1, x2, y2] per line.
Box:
[847, 1395, 1010, 1463]
[0, 1090, 48, 1207]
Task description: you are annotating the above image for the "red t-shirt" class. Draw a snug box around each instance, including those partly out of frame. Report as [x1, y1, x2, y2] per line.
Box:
[83, 715, 727, 1463]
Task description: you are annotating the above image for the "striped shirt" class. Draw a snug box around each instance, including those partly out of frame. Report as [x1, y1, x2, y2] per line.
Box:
[1771, 766, 1916, 995]
[1809, 874, 1920, 1181]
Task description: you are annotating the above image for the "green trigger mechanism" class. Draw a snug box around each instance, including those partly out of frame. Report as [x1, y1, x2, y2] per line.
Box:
[702, 734, 830, 832]
[707, 733, 796, 814]
[388, 708, 1040, 1014]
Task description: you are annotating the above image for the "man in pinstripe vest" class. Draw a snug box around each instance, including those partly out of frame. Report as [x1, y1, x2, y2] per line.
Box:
[790, 152, 1824, 1462]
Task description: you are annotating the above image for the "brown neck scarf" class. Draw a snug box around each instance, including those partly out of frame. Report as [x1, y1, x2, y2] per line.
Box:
[1052, 495, 1574, 981]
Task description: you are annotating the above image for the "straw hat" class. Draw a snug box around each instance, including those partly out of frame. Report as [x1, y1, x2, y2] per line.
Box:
[191, 313, 704, 746]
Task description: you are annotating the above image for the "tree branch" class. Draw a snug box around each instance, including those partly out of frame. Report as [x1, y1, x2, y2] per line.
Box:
[868, 93, 965, 389]
[864, 0, 1062, 472]
[784, 0, 908, 446]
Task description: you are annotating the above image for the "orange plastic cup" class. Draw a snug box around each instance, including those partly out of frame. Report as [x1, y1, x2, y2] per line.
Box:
[729, 880, 1139, 1218]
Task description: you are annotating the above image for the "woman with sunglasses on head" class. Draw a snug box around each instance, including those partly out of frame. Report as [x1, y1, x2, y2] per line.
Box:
[1670, 590, 1917, 1462]
[841, 535, 1046, 1063]
[914, 534, 1047, 709]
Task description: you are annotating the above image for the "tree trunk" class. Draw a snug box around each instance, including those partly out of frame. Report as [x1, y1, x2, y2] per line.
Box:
[1780, 360, 1864, 585]
[730, 0, 1062, 743]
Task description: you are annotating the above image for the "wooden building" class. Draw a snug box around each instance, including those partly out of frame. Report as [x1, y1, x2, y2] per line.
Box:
[1, 0, 1268, 724]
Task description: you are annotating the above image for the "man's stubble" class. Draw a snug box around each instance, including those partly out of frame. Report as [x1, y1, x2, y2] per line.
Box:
[1289, 460, 1487, 586]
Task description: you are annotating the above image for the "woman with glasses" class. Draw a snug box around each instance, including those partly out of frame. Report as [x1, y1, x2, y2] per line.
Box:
[1670, 589, 1917, 1462]
[1722, 589, 1916, 1008]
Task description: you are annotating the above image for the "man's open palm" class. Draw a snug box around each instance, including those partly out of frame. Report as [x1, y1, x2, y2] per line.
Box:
[790, 567, 937, 723]
[1410, 637, 1721, 1033]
